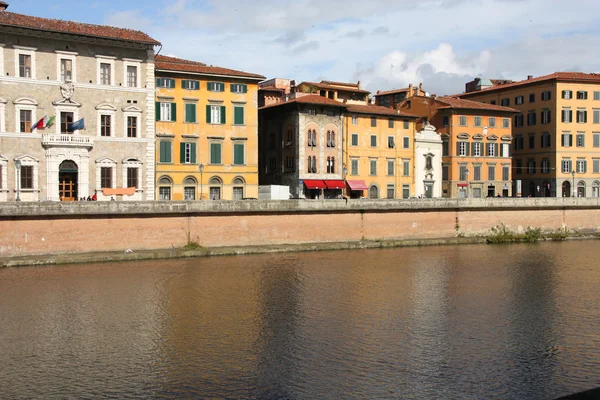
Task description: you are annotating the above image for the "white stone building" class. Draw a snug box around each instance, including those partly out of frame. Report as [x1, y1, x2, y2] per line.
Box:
[0, 2, 159, 201]
[414, 124, 443, 198]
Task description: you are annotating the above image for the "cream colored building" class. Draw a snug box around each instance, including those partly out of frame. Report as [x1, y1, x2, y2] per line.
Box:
[0, 3, 159, 201]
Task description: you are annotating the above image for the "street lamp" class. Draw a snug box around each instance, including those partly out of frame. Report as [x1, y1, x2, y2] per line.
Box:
[572, 169, 576, 198]
[15, 160, 21, 202]
[342, 166, 348, 198]
[199, 163, 205, 200]
[465, 169, 469, 198]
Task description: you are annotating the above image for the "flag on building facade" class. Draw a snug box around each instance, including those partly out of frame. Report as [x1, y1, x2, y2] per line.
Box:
[67, 118, 85, 132]
[30, 116, 47, 132]
[46, 116, 56, 128]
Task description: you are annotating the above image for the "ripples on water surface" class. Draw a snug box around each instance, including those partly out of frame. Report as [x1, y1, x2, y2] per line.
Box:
[1, 241, 600, 399]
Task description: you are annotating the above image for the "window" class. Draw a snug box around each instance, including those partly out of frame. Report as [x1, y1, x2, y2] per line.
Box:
[488, 165, 496, 181]
[370, 159, 377, 176]
[100, 115, 111, 137]
[502, 165, 510, 181]
[307, 109, 316, 116]
[527, 111, 536, 126]
[180, 142, 197, 164]
[459, 116, 467, 126]
[562, 133, 573, 147]
[529, 93, 535, 103]
[327, 131, 336, 147]
[515, 159, 522, 175]
[541, 133, 551, 148]
[562, 90, 572, 99]
[127, 116, 137, 138]
[230, 83, 247, 93]
[459, 165, 468, 181]
[594, 159, 600, 174]
[487, 142, 496, 157]
[576, 133, 585, 147]
[442, 139, 449, 156]
[542, 109, 551, 124]
[208, 82, 225, 92]
[403, 119, 409, 129]
[472, 142, 482, 157]
[562, 159, 572, 173]
[443, 116, 449, 127]
[156, 78, 175, 88]
[458, 142, 467, 156]
[307, 129, 316, 147]
[515, 135, 524, 150]
[491, 100, 496, 105]
[515, 114, 524, 127]
[100, 167, 112, 188]
[127, 167, 138, 188]
[577, 91, 588, 100]
[307, 156, 317, 173]
[234, 105, 244, 125]
[388, 119, 394, 128]
[402, 185, 410, 199]
[387, 136, 395, 149]
[501, 98, 510, 107]
[126, 66, 137, 88]
[20, 165, 33, 189]
[232, 179, 244, 200]
[182, 80, 200, 90]
[184, 186, 195, 201]
[529, 134, 535, 149]
[594, 133, 600, 147]
[351, 159, 358, 175]
[60, 59, 72, 81]
[503, 118, 510, 128]
[19, 54, 32, 78]
[515, 96, 524, 105]
[442, 165, 449, 181]
[474, 116, 482, 127]
[489, 117, 496, 128]
[19, 109, 32, 133]
[474, 165, 481, 181]
[528, 160, 536, 174]
[502, 143, 510, 157]
[403, 160, 410, 177]
[594, 110, 600, 124]
[326, 157, 335, 174]
[60, 112, 74, 134]
[158, 102, 175, 122]
[351, 133, 358, 146]
[233, 143, 245, 165]
[577, 109, 588, 123]
[210, 142, 222, 164]
[387, 159, 394, 176]
[185, 103, 197, 123]
[542, 91, 552, 101]
[577, 159, 587, 173]
[594, 92, 600, 101]
[403, 136, 410, 149]
[562, 108, 573, 123]
[386, 184, 395, 199]
[159, 141, 172, 163]
[352, 115, 358, 125]
[208, 105, 225, 124]
[100, 63, 111, 85]
[371, 117, 377, 127]
[542, 159, 550, 174]
[370, 135, 377, 147]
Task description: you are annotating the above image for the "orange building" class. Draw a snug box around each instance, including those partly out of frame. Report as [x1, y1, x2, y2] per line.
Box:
[397, 95, 517, 198]
[374, 83, 427, 109]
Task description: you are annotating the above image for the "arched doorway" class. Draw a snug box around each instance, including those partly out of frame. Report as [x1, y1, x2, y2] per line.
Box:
[369, 185, 379, 199]
[562, 181, 571, 197]
[528, 181, 535, 197]
[209, 176, 222, 200]
[542, 181, 551, 197]
[59, 160, 78, 201]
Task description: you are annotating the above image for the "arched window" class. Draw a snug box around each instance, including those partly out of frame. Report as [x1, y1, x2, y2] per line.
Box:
[183, 176, 197, 200]
[369, 185, 379, 199]
[232, 176, 245, 200]
[331, 131, 336, 147]
[326, 157, 331, 173]
[331, 157, 335, 174]
[209, 176, 222, 200]
[311, 156, 317, 173]
[593, 181, 600, 198]
[577, 180, 586, 198]
[158, 175, 172, 200]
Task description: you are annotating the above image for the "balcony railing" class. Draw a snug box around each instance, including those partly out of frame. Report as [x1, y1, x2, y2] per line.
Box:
[42, 134, 94, 148]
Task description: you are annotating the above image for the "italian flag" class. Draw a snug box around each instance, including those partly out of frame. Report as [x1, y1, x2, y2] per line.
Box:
[45, 116, 56, 128]
[31, 116, 47, 131]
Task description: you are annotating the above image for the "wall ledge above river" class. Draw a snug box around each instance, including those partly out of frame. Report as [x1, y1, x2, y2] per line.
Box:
[1, 197, 599, 217]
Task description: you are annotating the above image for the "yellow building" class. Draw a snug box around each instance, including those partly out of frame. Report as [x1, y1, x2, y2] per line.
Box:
[154, 55, 264, 200]
[344, 104, 418, 199]
[459, 73, 600, 197]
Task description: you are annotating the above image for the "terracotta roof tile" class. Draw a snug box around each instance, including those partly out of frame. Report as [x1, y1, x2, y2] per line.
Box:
[301, 81, 371, 94]
[155, 55, 265, 80]
[259, 85, 285, 92]
[260, 94, 347, 110]
[435, 96, 518, 113]
[320, 80, 360, 88]
[346, 103, 419, 118]
[0, 10, 160, 45]
[374, 87, 410, 96]
[459, 72, 600, 97]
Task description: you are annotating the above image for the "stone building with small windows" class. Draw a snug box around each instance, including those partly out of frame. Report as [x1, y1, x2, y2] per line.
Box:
[0, 2, 159, 201]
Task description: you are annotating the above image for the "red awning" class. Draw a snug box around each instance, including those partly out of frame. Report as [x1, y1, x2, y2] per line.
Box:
[324, 180, 345, 189]
[457, 183, 469, 187]
[303, 180, 327, 190]
[346, 180, 368, 191]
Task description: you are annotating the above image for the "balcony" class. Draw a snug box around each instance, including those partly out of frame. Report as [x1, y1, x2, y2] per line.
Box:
[42, 134, 94, 148]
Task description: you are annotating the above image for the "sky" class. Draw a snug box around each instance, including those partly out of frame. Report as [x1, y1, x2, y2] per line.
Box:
[9, 0, 600, 95]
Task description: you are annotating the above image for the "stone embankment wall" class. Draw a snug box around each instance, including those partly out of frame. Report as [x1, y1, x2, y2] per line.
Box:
[0, 198, 599, 258]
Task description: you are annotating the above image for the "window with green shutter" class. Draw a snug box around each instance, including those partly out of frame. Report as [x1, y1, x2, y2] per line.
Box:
[210, 142, 222, 164]
[156, 78, 175, 88]
[170, 103, 176, 122]
[233, 143, 245, 165]
[159, 141, 172, 163]
[220, 106, 226, 125]
[182, 80, 200, 90]
[234, 106, 244, 125]
[180, 142, 197, 164]
[208, 82, 224, 92]
[185, 103, 197, 123]
[230, 83, 248, 93]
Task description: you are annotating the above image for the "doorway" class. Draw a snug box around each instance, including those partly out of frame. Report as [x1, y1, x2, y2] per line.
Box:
[59, 160, 78, 201]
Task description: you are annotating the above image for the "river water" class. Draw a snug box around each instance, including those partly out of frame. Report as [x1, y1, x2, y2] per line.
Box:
[1, 241, 600, 399]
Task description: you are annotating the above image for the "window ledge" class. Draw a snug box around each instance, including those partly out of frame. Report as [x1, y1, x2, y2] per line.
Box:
[182, 134, 199, 139]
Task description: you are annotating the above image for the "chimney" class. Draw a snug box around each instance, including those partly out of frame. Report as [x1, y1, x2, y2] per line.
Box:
[357, 80, 361, 89]
[419, 82, 423, 91]
[527, 75, 533, 80]
[408, 83, 413, 94]
[0, 1, 8, 11]
[431, 94, 437, 99]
